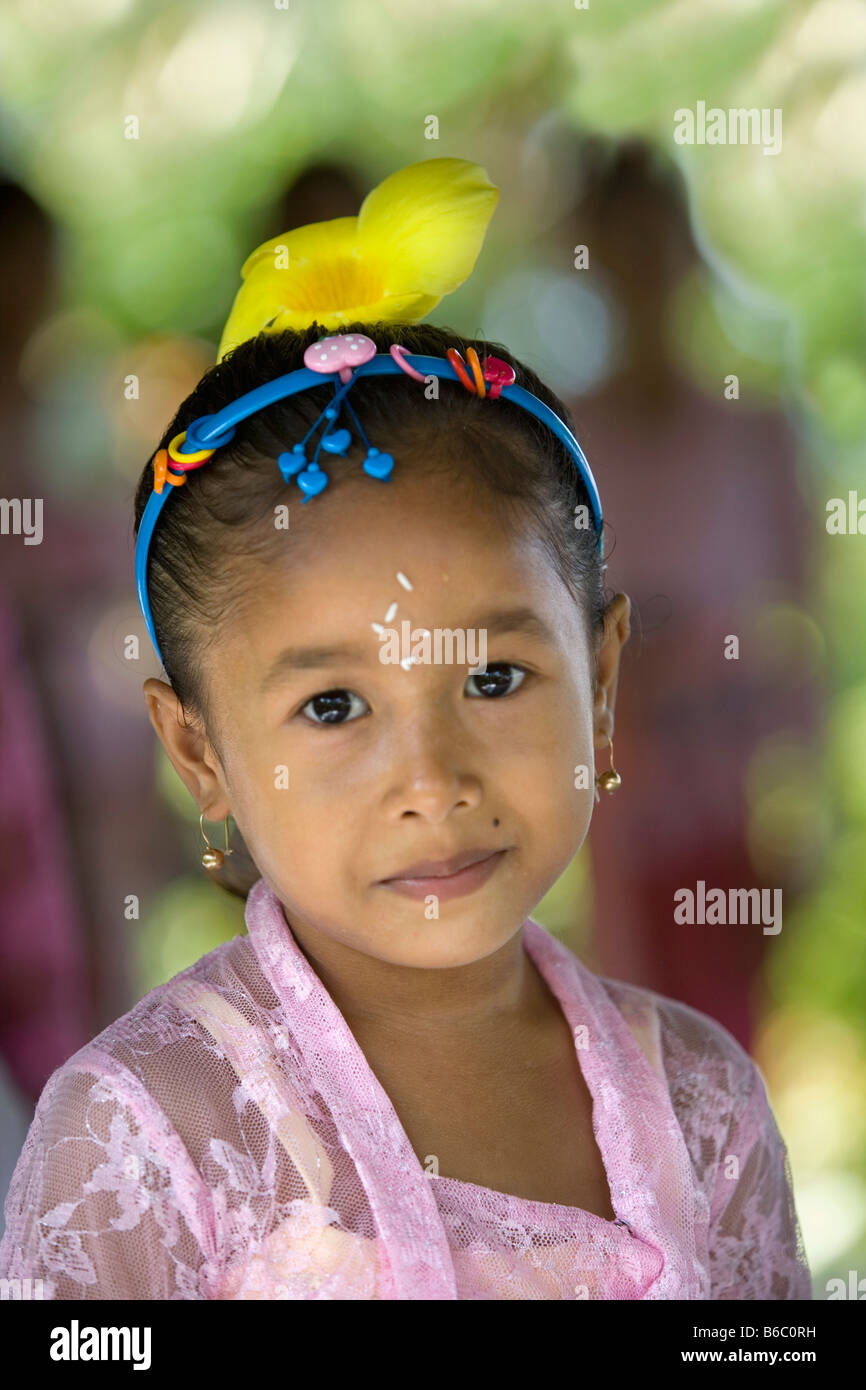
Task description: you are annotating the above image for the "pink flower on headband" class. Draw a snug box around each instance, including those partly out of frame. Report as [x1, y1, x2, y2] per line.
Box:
[304, 333, 377, 384]
[481, 355, 516, 398]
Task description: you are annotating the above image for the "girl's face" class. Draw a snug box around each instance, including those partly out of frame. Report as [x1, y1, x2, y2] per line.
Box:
[147, 466, 629, 974]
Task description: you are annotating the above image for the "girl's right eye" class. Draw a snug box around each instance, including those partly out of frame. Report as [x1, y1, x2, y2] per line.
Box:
[299, 690, 369, 725]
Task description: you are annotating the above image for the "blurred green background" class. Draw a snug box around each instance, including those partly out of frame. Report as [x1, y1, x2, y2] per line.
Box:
[1, 0, 864, 1298]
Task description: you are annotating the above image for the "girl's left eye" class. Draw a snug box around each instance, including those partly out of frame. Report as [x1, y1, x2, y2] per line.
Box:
[465, 662, 528, 699]
[298, 663, 528, 726]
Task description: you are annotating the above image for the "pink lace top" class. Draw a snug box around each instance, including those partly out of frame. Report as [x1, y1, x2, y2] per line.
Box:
[0, 877, 811, 1300]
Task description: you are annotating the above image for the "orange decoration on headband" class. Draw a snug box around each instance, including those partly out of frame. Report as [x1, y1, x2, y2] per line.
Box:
[447, 347, 477, 394]
[153, 449, 187, 494]
[465, 346, 486, 397]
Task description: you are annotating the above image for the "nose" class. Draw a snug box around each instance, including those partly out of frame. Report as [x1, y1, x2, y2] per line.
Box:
[381, 715, 484, 824]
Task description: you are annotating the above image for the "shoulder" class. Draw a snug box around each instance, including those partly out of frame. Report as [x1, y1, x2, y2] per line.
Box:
[593, 971, 770, 1186]
[528, 921, 758, 1102]
[54, 932, 259, 1072]
[570, 958, 762, 1130]
[529, 922, 762, 1131]
[31, 933, 271, 1156]
[599, 973, 757, 1091]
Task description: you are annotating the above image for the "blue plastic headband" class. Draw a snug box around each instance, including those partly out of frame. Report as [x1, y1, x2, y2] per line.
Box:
[135, 350, 604, 670]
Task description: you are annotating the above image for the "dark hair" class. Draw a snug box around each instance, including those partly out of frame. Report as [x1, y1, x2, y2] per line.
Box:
[133, 319, 610, 899]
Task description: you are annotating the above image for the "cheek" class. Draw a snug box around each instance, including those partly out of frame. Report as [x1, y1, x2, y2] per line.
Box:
[234, 751, 359, 858]
[507, 701, 593, 782]
[518, 761, 594, 826]
[218, 738, 294, 845]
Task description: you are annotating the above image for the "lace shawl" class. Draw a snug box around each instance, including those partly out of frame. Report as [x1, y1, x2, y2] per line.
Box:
[0, 877, 812, 1299]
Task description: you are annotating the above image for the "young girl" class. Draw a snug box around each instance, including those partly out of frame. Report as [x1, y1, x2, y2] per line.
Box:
[0, 157, 811, 1300]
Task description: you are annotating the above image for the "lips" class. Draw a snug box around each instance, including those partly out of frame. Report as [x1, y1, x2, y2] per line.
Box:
[379, 847, 502, 882]
[378, 848, 509, 902]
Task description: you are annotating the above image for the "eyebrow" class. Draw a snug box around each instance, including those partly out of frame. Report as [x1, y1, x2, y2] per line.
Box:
[258, 606, 557, 693]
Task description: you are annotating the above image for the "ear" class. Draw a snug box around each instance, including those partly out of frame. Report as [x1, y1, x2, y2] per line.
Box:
[142, 678, 229, 818]
[592, 593, 631, 749]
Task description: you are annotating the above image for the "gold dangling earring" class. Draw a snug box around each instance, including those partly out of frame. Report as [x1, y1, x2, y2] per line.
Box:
[200, 811, 234, 869]
[595, 736, 622, 794]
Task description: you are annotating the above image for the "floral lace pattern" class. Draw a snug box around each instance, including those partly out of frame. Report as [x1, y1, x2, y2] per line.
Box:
[0, 878, 812, 1299]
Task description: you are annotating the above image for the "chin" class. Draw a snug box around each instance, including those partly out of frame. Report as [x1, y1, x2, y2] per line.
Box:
[368, 919, 515, 969]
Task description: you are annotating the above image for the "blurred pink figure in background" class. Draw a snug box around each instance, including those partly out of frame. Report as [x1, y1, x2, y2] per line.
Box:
[0, 590, 89, 1099]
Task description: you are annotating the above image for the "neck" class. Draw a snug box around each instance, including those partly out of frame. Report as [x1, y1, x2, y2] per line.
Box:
[280, 907, 550, 1046]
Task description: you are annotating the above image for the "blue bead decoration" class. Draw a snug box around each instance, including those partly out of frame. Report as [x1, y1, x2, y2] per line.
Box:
[324, 406, 338, 420]
[278, 449, 307, 481]
[321, 428, 352, 455]
[297, 464, 328, 500]
[363, 450, 394, 480]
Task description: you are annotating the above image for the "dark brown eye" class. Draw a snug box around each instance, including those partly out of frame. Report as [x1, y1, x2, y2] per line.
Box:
[466, 663, 527, 698]
[300, 690, 367, 725]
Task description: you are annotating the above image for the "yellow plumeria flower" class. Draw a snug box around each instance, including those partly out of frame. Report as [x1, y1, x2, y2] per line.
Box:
[216, 157, 499, 362]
